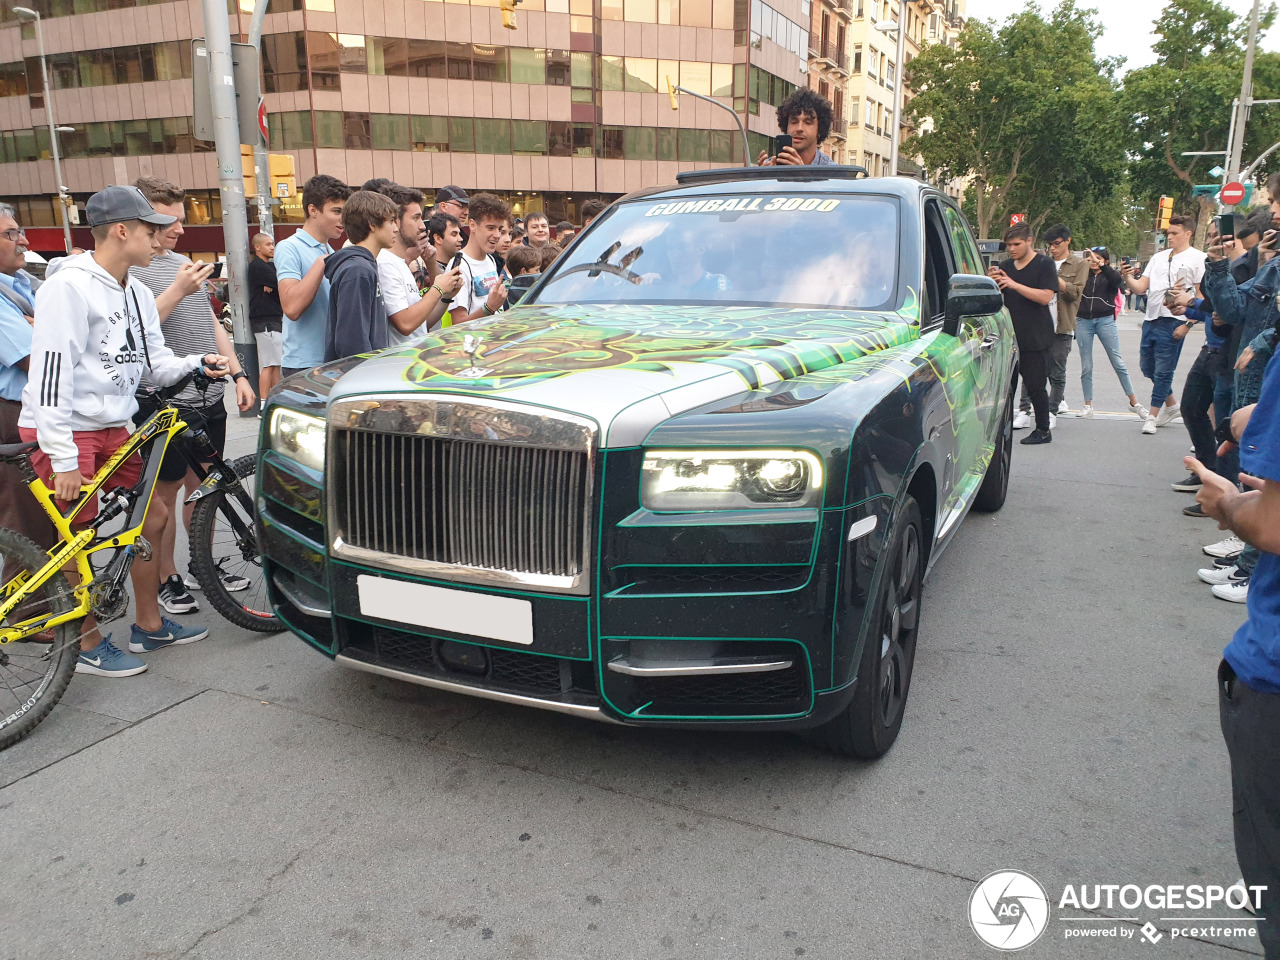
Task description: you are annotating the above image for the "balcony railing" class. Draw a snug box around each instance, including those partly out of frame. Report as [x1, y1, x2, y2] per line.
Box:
[829, 117, 849, 140]
[811, 39, 850, 74]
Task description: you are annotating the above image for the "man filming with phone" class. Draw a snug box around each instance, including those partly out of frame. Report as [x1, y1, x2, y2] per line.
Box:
[757, 89, 836, 167]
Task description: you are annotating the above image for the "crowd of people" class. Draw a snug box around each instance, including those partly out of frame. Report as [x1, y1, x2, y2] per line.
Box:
[0, 174, 603, 680]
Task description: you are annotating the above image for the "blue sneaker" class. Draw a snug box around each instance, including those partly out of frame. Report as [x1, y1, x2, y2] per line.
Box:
[76, 635, 148, 677]
[128, 617, 208, 653]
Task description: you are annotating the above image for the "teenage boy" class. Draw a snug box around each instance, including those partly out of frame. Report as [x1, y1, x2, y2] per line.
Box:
[756, 88, 835, 167]
[427, 212, 464, 273]
[18, 185, 231, 677]
[555, 221, 576, 245]
[1121, 215, 1207, 434]
[276, 175, 350, 378]
[989, 222, 1058, 445]
[505, 245, 543, 306]
[131, 177, 255, 616]
[524, 212, 551, 249]
[377, 184, 464, 343]
[247, 232, 283, 402]
[323, 190, 398, 362]
[447, 193, 512, 326]
[581, 199, 607, 230]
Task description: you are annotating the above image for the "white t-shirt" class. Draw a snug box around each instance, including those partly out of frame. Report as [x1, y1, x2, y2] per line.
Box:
[448, 252, 501, 325]
[377, 248, 427, 345]
[1142, 247, 1207, 320]
[1048, 252, 1069, 325]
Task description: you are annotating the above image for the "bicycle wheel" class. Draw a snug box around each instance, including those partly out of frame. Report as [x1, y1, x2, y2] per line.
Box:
[0, 528, 81, 750]
[188, 454, 282, 633]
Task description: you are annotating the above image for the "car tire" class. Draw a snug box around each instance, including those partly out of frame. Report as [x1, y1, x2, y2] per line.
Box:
[972, 385, 1014, 513]
[806, 495, 924, 759]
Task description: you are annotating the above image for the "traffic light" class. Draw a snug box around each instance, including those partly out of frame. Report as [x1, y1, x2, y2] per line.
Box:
[499, 0, 520, 29]
[1157, 195, 1174, 231]
[667, 75, 679, 111]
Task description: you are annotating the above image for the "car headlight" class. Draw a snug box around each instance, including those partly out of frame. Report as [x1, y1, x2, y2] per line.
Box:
[269, 408, 326, 471]
[641, 450, 823, 511]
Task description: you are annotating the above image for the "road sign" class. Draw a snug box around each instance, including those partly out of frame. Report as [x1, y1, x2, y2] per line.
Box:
[1210, 165, 1225, 178]
[1222, 181, 1247, 205]
[257, 99, 269, 143]
[1010, 213, 1027, 225]
[192, 40, 261, 144]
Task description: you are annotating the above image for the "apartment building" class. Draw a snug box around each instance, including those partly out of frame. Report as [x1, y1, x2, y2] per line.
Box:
[808, 0, 962, 178]
[0, 0, 810, 255]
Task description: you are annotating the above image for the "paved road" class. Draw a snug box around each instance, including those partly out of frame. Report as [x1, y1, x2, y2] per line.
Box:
[1, 318, 1262, 958]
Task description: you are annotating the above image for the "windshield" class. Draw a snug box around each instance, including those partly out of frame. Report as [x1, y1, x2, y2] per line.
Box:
[532, 192, 900, 311]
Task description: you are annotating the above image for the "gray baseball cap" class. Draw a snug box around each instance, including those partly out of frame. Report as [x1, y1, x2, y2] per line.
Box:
[85, 185, 177, 228]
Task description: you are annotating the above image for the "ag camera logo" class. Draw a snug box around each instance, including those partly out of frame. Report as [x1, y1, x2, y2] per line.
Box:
[969, 870, 1051, 951]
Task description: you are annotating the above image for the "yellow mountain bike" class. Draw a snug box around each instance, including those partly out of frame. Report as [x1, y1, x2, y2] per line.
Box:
[0, 373, 278, 749]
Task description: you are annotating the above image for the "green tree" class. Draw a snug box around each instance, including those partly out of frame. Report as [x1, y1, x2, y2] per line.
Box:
[1124, 0, 1280, 219]
[905, 1, 1126, 238]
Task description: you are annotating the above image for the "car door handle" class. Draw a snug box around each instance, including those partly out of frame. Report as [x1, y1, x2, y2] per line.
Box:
[978, 336, 999, 351]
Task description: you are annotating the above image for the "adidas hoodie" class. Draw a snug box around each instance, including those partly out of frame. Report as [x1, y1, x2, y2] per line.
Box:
[19, 252, 206, 473]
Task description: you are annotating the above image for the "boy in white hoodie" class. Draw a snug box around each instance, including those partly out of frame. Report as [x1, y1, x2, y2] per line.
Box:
[18, 185, 231, 678]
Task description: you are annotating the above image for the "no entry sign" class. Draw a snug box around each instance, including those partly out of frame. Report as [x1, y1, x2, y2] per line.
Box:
[1222, 181, 1247, 205]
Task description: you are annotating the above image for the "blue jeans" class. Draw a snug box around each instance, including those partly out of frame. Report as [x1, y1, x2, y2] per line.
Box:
[1214, 372, 1239, 481]
[1075, 315, 1134, 402]
[1139, 318, 1187, 408]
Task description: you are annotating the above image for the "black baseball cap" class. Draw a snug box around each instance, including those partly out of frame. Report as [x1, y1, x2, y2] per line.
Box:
[436, 185, 469, 205]
[86, 185, 177, 228]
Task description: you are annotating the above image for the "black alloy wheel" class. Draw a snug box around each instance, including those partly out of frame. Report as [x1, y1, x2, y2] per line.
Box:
[973, 385, 1014, 513]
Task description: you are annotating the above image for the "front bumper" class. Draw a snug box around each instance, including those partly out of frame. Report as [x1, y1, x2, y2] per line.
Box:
[258, 445, 892, 731]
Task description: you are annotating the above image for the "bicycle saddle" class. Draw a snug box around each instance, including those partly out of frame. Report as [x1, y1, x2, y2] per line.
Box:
[0, 440, 37, 462]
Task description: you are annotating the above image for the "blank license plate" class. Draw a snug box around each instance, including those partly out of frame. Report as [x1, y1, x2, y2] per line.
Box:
[356, 575, 534, 646]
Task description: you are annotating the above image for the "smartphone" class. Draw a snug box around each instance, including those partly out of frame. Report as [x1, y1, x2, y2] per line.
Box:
[449, 252, 465, 271]
[773, 134, 793, 157]
[1215, 214, 1236, 242]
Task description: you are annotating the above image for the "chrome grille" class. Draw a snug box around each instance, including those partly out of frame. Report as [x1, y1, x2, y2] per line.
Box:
[328, 395, 596, 595]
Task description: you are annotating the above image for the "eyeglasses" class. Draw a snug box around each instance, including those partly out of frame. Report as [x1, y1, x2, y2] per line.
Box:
[1048, 238, 1069, 246]
[0, 228, 27, 243]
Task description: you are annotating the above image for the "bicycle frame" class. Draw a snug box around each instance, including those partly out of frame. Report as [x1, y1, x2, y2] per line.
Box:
[0, 406, 188, 643]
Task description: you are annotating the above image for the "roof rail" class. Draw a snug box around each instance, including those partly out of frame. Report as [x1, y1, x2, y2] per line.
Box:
[675, 165, 871, 185]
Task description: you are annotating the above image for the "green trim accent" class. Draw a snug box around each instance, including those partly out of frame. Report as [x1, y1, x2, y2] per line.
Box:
[333, 610, 592, 662]
[260, 514, 325, 556]
[278, 607, 334, 656]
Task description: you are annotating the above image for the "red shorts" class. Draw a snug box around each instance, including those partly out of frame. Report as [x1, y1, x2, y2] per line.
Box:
[19, 426, 144, 526]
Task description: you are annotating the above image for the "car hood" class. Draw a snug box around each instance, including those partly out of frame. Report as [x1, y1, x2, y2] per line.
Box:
[327, 300, 923, 447]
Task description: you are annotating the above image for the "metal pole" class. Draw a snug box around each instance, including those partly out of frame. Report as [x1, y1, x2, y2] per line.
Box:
[199, 0, 259, 413]
[1224, 98, 1239, 191]
[1227, 0, 1261, 182]
[247, 0, 272, 238]
[889, 1, 907, 176]
[674, 85, 751, 166]
[27, 13, 71, 254]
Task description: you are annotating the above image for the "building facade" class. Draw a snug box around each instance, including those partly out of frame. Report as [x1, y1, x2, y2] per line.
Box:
[0, 0, 810, 254]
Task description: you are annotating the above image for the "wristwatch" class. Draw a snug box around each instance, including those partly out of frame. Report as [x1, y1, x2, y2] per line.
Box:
[231, 370, 249, 382]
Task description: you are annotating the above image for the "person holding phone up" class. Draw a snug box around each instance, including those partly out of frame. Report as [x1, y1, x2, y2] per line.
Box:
[757, 89, 836, 167]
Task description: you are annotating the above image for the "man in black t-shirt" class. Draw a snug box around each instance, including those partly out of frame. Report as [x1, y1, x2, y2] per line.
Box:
[989, 222, 1059, 444]
[247, 233, 283, 403]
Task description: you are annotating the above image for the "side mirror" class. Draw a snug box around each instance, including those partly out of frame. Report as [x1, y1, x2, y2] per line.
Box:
[942, 274, 1004, 337]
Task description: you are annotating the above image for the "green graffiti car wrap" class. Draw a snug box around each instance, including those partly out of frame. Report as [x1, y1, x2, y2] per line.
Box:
[256, 171, 1018, 756]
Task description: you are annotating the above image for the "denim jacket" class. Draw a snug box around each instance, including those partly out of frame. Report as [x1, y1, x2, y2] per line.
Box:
[1203, 258, 1277, 406]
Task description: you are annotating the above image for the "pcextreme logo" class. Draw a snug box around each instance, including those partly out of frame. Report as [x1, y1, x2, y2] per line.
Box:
[968, 871, 1265, 951]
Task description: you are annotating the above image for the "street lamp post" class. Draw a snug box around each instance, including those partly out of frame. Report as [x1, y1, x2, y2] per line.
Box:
[874, 3, 909, 177]
[13, 6, 72, 254]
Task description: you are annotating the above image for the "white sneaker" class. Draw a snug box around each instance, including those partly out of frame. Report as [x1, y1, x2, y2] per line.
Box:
[1212, 578, 1249, 603]
[1013, 410, 1031, 430]
[1056, 400, 1069, 414]
[1081, 403, 1094, 419]
[1142, 416, 1157, 435]
[1204, 535, 1246, 558]
[1130, 401, 1150, 420]
[1154, 402, 1181, 427]
[1049, 413, 1057, 429]
[1198, 564, 1239, 585]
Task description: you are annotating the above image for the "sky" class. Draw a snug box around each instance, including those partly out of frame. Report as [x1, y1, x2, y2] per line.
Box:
[964, 0, 1280, 73]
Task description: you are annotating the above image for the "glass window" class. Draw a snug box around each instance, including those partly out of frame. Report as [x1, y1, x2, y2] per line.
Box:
[570, 51, 592, 88]
[534, 195, 900, 310]
[601, 0, 622, 18]
[545, 0, 568, 10]
[113, 46, 143, 84]
[449, 116, 475, 153]
[509, 47, 545, 84]
[713, 0, 732, 28]
[711, 62, 732, 97]
[512, 119, 547, 155]
[600, 55, 624, 92]
[680, 61, 710, 96]
[678, 127, 707, 162]
[656, 126, 677, 161]
[475, 117, 511, 154]
[13, 130, 36, 162]
[624, 57, 656, 93]
[709, 130, 735, 164]
[624, 0, 655, 22]
[472, 44, 508, 82]
[546, 49, 571, 86]
[367, 37, 409, 77]
[657, 59, 678, 94]
[681, 0, 712, 26]
[308, 32, 341, 83]
[411, 115, 449, 151]
[371, 113, 409, 150]
[446, 41, 472, 79]
[657, 0, 677, 23]
[343, 111, 371, 149]
[601, 125, 624, 159]
[572, 122, 594, 157]
[313, 110, 343, 148]
[406, 39, 446, 78]
[548, 120, 573, 156]
[625, 126, 655, 160]
[337, 34, 367, 73]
